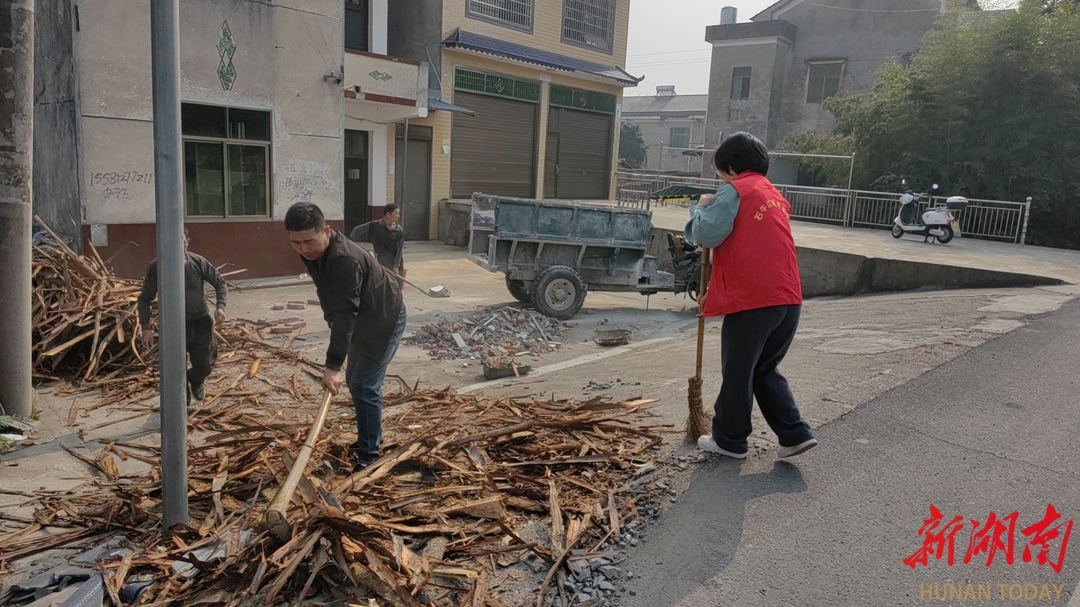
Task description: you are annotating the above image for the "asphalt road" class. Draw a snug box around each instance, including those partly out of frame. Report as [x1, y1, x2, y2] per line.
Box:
[620, 298, 1080, 607]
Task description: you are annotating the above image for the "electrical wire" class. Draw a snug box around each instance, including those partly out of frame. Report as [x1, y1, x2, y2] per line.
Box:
[627, 47, 713, 59]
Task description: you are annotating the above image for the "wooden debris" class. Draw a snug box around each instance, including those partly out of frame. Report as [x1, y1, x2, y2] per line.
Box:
[11, 226, 668, 606]
[2, 381, 666, 607]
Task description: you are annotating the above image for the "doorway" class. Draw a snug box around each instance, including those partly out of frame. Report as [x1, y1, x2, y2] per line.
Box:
[544, 132, 559, 198]
[344, 129, 369, 235]
[544, 106, 613, 199]
[395, 123, 432, 240]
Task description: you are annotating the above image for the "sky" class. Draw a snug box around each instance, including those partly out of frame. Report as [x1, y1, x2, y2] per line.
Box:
[623, 0, 1021, 97]
[624, 0, 778, 97]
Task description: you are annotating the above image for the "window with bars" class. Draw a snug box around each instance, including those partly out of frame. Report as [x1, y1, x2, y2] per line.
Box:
[549, 85, 616, 114]
[669, 127, 690, 149]
[454, 68, 541, 103]
[562, 0, 616, 53]
[181, 104, 271, 218]
[730, 67, 751, 100]
[806, 62, 843, 104]
[345, 0, 369, 52]
[466, 0, 534, 32]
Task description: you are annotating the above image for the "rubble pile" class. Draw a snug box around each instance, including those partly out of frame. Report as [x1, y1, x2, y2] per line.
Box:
[408, 307, 568, 360]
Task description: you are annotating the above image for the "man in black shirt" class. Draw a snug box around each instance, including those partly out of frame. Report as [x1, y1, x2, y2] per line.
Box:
[137, 228, 227, 403]
[349, 203, 405, 281]
[285, 202, 406, 472]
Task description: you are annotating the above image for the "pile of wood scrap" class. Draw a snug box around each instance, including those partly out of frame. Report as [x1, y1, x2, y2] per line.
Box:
[409, 308, 567, 361]
[0, 387, 666, 607]
[30, 222, 147, 382]
[30, 219, 263, 384]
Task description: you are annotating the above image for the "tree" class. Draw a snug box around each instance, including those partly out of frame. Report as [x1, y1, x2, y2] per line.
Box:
[821, 0, 1080, 248]
[780, 131, 854, 187]
[619, 122, 648, 169]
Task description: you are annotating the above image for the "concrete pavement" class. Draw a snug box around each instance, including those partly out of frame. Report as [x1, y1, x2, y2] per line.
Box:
[619, 297, 1080, 607]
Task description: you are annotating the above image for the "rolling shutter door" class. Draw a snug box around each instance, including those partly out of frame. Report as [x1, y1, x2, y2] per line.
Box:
[451, 91, 538, 199]
[553, 108, 612, 199]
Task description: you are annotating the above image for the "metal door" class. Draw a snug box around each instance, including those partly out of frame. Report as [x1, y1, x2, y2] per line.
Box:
[548, 107, 612, 199]
[344, 129, 368, 235]
[451, 91, 538, 199]
[395, 125, 432, 240]
[544, 132, 559, 198]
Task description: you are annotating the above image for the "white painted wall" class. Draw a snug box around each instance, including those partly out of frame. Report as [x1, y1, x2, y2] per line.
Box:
[343, 115, 388, 208]
[76, 0, 345, 224]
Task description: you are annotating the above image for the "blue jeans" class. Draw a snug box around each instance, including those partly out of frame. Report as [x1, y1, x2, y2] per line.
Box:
[711, 304, 815, 454]
[346, 305, 407, 463]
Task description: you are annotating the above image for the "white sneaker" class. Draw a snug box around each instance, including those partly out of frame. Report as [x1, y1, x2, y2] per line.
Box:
[777, 438, 818, 458]
[697, 435, 748, 459]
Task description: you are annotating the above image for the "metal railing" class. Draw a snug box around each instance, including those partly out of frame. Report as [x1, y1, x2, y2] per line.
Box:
[615, 172, 1032, 244]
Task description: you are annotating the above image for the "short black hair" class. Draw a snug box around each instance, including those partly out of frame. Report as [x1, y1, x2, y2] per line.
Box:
[713, 132, 770, 177]
[384, 203, 399, 216]
[284, 202, 326, 232]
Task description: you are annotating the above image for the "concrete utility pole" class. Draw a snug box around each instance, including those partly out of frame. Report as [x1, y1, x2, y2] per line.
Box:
[150, 0, 189, 528]
[0, 0, 35, 418]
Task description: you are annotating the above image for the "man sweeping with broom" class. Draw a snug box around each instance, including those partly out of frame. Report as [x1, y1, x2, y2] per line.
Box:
[684, 132, 817, 459]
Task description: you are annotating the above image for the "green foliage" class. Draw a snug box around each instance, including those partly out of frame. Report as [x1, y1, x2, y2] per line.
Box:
[780, 132, 855, 187]
[822, 1, 1080, 248]
[619, 122, 648, 169]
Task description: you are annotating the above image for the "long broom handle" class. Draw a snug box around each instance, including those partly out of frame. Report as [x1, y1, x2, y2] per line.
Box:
[382, 267, 439, 299]
[266, 389, 334, 540]
[694, 248, 711, 380]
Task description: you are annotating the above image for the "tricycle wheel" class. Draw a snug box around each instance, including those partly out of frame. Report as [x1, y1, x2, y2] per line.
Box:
[505, 275, 531, 303]
[530, 266, 587, 320]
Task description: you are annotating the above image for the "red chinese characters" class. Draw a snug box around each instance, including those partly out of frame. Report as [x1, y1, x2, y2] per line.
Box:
[1021, 504, 1074, 574]
[905, 504, 1072, 572]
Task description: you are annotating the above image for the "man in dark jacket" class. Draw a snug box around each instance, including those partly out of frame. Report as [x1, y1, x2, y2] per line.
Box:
[285, 202, 407, 472]
[349, 203, 405, 280]
[137, 228, 227, 403]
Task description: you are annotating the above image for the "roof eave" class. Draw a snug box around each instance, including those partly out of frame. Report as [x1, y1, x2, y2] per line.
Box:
[444, 44, 642, 87]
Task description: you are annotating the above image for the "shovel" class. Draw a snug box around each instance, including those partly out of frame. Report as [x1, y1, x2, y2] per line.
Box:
[384, 268, 450, 298]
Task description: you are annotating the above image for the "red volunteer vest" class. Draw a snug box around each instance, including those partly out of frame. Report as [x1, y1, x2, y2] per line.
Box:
[702, 172, 802, 317]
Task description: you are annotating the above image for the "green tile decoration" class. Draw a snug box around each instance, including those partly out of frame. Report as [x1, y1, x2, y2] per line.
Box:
[549, 85, 616, 115]
[217, 21, 237, 91]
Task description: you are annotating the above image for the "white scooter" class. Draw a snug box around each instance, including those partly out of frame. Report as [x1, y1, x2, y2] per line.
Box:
[891, 181, 967, 244]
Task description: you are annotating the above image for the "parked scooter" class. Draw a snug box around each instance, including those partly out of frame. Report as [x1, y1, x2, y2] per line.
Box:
[892, 180, 968, 244]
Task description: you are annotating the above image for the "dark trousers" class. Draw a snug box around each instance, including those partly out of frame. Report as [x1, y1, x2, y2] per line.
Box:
[346, 305, 407, 463]
[711, 304, 814, 454]
[185, 314, 217, 388]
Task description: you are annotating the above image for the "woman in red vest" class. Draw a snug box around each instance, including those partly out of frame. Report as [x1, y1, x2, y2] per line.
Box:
[685, 132, 817, 459]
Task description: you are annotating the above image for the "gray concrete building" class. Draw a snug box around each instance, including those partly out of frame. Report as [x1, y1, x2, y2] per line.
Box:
[31, 0, 429, 278]
[621, 88, 709, 174]
[702, 0, 945, 176]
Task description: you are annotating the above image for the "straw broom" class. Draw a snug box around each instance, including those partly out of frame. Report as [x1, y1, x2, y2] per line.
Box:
[686, 248, 711, 440]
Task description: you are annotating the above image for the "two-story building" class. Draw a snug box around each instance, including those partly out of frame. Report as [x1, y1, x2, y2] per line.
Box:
[701, 0, 944, 175]
[33, 0, 431, 278]
[388, 0, 642, 239]
[621, 86, 709, 174]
